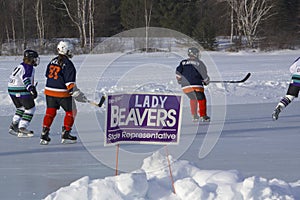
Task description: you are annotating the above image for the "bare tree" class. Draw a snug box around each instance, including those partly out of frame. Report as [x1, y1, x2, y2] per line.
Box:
[230, 4, 234, 43]
[88, 0, 95, 51]
[226, 0, 274, 47]
[79, 0, 87, 48]
[35, 0, 45, 49]
[144, 0, 153, 52]
[3, 0, 17, 54]
[11, 17, 16, 53]
[21, 0, 26, 49]
[60, 0, 87, 48]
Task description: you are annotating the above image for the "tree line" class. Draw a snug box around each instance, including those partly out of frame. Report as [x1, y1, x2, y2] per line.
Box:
[0, 0, 299, 55]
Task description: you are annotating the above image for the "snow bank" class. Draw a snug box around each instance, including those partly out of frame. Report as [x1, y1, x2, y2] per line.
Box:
[44, 152, 300, 200]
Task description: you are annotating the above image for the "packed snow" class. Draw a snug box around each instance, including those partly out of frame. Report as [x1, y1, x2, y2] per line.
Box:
[1, 49, 300, 200]
[44, 151, 300, 200]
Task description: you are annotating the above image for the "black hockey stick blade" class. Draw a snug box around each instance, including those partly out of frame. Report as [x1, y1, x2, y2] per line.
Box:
[210, 73, 251, 83]
[98, 95, 106, 107]
[88, 95, 106, 108]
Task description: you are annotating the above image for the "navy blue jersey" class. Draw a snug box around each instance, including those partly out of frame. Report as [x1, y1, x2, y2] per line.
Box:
[176, 58, 209, 93]
[44, 56, 76, 98]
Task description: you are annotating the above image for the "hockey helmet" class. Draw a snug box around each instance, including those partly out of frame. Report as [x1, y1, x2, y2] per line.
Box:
[188, 47, 200, 58]
[23, 49, 40, 66]
[57, 41, 73, 58]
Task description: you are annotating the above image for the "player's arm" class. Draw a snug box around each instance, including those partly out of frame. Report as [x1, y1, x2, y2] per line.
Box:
[22, 65, 37, 98]
[197, 61, 210, 85]
[289, 57, 300, 74]
[176, 62, 184, 84]
[64, 64, 87, 103]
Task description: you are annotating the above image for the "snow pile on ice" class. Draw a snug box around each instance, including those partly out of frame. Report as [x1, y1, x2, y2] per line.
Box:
[44, 151, 300, 200]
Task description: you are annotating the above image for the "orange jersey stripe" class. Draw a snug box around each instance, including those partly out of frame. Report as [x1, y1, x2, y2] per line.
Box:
[44, 89, 71, 98]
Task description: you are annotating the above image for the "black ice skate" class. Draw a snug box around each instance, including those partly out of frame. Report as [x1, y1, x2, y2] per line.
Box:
[61, 127, 77, 144]
[272, 106, 281, 120]
[199, 116, 210, 122]
[8, 122, 18, 136]
[18, 127, 34, 138]
[40, 127, 51, 145]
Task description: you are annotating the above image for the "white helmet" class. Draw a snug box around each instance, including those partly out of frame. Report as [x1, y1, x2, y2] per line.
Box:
[57, 41, 73, 58]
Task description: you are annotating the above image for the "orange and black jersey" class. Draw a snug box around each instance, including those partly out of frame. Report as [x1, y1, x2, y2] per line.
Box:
[44, 56, 76, 98]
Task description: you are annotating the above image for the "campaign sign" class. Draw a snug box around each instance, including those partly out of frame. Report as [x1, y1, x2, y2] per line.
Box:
[105, 93, 183, 146]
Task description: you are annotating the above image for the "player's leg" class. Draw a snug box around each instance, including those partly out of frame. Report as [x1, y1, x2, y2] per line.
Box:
[195, 91, 210, 122]
[40, 96, 59, 144]
[17, 97, 36, 137]
[60, 97, 77, 144]
[8, 96, 24, 135]
[272, 84, 299, 120]
[186, 92, 199, 121]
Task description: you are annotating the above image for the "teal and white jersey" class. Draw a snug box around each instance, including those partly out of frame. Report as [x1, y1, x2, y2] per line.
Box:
[289, 57, 300, 85]
[8, 62, 35, 98]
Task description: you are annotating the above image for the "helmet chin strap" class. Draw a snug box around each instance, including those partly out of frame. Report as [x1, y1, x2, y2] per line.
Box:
[189, 55, 198, 59]
[67, 51, 73, 58]
[33, 57, 40, 66]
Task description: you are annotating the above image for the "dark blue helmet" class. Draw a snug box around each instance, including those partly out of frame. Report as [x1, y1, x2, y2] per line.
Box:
[23, 50, 40, 66]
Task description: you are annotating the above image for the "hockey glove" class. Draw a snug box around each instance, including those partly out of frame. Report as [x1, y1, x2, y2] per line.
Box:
[203, 77, 210, 86]
[176, 76, 182, 84]
[71, 88, 88, 103]
[28, 85, 38, 99]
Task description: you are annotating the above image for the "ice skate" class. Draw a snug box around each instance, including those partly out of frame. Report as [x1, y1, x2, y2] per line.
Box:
[272, 107, 281, 120]
[40, 127, 51, 145]
[192, 114, 200, 122]
[17, 127, 34, 138]
[199, 116, 210, 122]
[61, 127, 77, 144]
[8, 122, 18, 136]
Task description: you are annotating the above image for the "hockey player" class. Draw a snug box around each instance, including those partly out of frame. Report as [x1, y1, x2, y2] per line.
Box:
[272, 56, 300, 120]
[40, 41, 87, 145]
[8, 50, 39, 137]
[176, 47, 210, 122]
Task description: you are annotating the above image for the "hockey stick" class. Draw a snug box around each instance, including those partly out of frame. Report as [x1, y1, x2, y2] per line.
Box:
[209, 73, 251, 83]
[88, 95, 106, 107]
